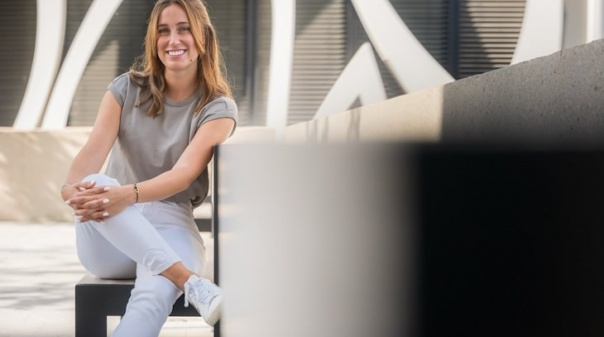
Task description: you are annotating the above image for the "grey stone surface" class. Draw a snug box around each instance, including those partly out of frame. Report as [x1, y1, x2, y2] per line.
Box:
[442, 39, 604, 144]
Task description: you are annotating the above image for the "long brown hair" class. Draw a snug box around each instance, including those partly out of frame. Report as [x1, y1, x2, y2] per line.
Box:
[129, 0, 232, 117]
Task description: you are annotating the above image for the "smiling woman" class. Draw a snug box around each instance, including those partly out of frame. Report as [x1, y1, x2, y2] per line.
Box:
[59, 0, 237, 336]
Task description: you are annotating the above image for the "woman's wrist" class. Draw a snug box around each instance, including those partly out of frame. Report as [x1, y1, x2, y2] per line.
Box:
[133, 182, 140, 203]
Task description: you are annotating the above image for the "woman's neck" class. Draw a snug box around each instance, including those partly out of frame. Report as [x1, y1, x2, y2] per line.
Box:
[164, 70, 198, 101]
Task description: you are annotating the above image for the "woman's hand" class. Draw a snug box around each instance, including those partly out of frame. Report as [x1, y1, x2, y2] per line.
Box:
[61, 181, 96, 203]
[66, 184, 136, 222]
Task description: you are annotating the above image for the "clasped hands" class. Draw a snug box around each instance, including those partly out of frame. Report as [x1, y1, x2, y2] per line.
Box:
[64, 181, 132, 223]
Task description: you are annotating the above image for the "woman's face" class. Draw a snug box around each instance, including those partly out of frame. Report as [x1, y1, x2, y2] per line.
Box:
[156, 4, 199, 74]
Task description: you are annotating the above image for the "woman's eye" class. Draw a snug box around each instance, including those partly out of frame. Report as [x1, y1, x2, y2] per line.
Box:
[178, 26, 190, 33]
[158, 28, 169, 35]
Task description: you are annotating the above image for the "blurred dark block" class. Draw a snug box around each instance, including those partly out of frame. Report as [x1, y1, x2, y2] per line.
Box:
[214, 142, 604, 337]
[414, 144, 604, 337]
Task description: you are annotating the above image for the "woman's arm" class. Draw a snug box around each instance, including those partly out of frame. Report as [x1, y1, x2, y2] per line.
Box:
[61, 91, 121, 202]
[135, 117, 235, 202]
[70, 117, 235, 221]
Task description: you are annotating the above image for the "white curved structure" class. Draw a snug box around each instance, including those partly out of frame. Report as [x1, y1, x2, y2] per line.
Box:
[41, 0, 123, 129]
[314, 43, 386, 119]
[511, 0, 563, 64]
[12, 0, 604, 130]
[265, 0, 296, 135]
[13, 0, 66, 130]
[587, 0, 604, 41]
[351, 0, 454, 93]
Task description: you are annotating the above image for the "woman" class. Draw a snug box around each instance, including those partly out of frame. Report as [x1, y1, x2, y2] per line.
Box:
[60, 0, 236, 335]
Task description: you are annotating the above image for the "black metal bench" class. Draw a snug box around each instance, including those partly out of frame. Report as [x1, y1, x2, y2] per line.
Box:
[75, 273, 200, 337]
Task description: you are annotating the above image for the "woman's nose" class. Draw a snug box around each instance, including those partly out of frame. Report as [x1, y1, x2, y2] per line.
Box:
[169, 31, 179, 44]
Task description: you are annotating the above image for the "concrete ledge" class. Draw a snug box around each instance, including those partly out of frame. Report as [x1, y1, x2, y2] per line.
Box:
[0, 126, 275, 222]
[0, 127, 91, 222]
[225, 126, 275, 144]
[283, 86, 443, 143]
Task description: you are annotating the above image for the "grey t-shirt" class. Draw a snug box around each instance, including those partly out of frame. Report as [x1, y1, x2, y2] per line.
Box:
[104, 73, 238, 207]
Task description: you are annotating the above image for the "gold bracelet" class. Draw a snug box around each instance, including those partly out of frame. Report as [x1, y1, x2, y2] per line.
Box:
[133, 183, 139, 203]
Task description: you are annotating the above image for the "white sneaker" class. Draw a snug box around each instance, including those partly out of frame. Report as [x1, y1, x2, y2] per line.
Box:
[184, 275, 223, 326]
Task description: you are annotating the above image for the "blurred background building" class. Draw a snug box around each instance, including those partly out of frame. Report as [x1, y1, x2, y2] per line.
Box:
[1, 0, 602, 130]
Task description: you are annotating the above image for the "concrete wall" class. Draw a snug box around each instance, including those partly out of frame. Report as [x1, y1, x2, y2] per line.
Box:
[440, 38, 604, 144]
[2, 38, 604, 221]
[284, 38, 604, 145]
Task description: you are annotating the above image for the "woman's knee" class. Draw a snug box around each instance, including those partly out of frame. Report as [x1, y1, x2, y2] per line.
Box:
[78, 247, 136, 279]
[76, 224, 137, 279]
[82, 173, 120, 186]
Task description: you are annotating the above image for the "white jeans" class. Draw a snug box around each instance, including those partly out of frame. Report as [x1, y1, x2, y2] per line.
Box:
[75, 174, 206, 337]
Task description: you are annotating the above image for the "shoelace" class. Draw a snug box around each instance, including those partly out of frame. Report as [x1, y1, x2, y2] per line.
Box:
[184, 278, 219, 308]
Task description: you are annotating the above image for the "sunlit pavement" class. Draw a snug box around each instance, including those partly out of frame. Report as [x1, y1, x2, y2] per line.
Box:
[0, 222, 213, 337]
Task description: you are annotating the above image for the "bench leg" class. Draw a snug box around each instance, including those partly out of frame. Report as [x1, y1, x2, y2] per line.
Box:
[214, 321, 221, 337]
[76, 290, 108, 337]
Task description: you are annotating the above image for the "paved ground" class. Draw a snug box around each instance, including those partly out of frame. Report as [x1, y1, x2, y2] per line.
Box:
[0, 222, 214, 337]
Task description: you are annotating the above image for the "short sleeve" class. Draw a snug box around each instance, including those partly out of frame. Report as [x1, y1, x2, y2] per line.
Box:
[107, 73, 129, 107]
[196, 96, 238, 134]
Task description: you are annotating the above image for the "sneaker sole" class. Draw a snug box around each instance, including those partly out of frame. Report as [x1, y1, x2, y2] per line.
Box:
[204, 295, 223, 326]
